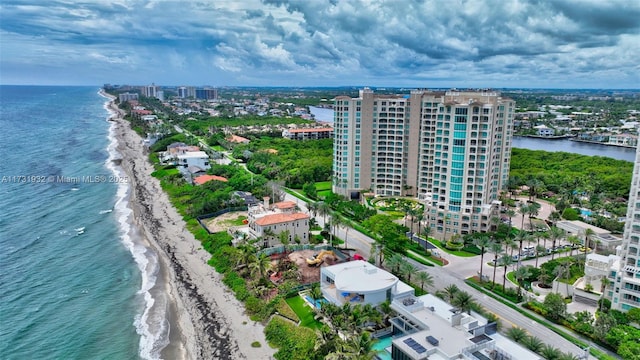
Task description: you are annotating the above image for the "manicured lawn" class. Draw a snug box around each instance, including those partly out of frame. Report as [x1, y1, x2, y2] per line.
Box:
[430, 239, 477, 257]
[314, 181, 332, 191]
[285, 295, 323, 330]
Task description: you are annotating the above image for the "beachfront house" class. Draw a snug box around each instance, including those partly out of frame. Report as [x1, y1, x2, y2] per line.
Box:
[320, 260, 414, 307]
[176, 151, 210, 175]
[247, 197, 310, 248]
[388, 294, 542, 360]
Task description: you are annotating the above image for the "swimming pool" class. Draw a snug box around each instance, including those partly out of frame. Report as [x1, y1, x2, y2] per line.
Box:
[580, 208, 592, 217]
[372, 336, 392, 360]
[304, 295, 326, 309]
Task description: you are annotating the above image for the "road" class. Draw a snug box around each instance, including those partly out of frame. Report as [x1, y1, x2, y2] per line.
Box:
[291, 201, 600, 358]
[172, 123, 602, 358]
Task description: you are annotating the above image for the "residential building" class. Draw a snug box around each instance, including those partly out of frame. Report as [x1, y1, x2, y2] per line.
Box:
[333, 88, 515, 238]
[320, 260, 414, 307]
[608, 133, 638, 147]
[195, 87, 218, 100]
[534, 124, 554, 136]
[610, 140, 640, 311]
[176, 151, 210, 173]
[178, 86, 196, 98]
[118, 92, 138, 102]
[282, 127, 334, 140]
[143, 84, 159, 98]
[247, 198, 310, 248]
[556, 220, 622, 253]
[318, 261, 542, 359]
[193, 174, 228, 185]
[389, 294, 542, 360]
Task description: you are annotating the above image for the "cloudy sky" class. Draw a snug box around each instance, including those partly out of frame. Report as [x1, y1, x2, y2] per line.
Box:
[1, 0, 639, 88]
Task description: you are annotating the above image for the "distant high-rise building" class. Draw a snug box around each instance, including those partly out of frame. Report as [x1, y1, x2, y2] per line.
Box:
[118, 92, 138, 102]
[177, 86, 196, 98]
[143, 84, 159, 98]
[333, 88, 515, 238]
[195, 87, 218, 100]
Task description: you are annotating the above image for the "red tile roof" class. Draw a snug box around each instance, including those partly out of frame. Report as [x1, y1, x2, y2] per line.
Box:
[193, 174, 229, 185]
[255, 212, 309, 226]
[273, 201, 296, 209]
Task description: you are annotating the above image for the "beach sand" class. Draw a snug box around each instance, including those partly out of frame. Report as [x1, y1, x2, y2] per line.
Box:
[105, 93, 274, 360]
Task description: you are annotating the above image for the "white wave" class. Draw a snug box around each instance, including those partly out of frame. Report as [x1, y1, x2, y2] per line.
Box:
[99, 209, 113, 214]
[105, 113, 170, 360]
[74, 227, 85, 232]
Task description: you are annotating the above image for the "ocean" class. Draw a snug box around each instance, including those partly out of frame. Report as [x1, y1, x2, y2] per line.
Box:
[0, 86, 165, 359]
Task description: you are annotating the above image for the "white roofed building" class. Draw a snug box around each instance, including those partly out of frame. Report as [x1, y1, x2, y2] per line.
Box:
[320, 260, 414, 307]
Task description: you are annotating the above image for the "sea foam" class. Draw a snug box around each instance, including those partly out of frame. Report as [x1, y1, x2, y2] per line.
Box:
[103, 96, 170, 359]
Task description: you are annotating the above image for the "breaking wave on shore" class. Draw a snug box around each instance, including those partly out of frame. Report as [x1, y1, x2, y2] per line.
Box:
[103, 96, 170, 359]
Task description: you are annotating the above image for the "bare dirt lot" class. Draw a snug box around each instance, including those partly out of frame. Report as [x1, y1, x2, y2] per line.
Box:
[288, 249, 338, 284]
[202, 211, 248, 233]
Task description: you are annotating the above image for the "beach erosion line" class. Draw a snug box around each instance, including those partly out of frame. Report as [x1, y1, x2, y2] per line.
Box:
[100, 90, 274, 360]
[101, 91, 171, 359]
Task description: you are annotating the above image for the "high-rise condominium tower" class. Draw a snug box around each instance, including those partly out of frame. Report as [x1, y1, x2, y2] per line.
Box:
[610, 141, 640, 311]
[333, 88, 515, 238]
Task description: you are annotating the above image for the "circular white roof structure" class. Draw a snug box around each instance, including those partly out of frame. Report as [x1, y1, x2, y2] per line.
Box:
[333, 260, 399, 293]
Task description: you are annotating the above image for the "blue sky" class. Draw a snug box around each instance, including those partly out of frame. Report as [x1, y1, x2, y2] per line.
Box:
[1, 0, 639, 88]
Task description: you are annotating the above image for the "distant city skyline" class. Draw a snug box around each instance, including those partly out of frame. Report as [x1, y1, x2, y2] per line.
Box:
[1, 1, 639, 89]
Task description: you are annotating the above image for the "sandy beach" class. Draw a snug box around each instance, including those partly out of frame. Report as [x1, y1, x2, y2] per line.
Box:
[104, 92, 274, 360]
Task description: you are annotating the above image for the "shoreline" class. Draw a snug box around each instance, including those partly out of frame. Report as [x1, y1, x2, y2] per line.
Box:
[101, 90, 274, 359]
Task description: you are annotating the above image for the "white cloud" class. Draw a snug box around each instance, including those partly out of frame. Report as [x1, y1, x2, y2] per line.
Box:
[0, 0, 638, 87]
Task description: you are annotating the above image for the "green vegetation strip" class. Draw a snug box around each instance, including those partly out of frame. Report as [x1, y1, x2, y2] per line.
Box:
[464, 280, 614, 360]
[406, 249, 436, 267]
[285, 295, 323, 330]
[430, 239, 477, 257]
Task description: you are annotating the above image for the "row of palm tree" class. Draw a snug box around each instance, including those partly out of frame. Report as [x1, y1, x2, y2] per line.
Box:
[385, 253, 434, 292]
[506, 326, 582, 360]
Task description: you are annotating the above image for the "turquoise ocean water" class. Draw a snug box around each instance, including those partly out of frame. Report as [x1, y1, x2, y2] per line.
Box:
[0, 86, 161, 359]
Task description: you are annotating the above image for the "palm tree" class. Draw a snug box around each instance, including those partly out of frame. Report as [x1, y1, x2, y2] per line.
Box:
[505, 326, 528, 343]
[518, 203, 530, 230]
[250, 252, 272, 280]
[416, 271, 434, 292]
[535, 244, 546, 267]
[584, 228, 596, 257]
[489, 242, 503, 288]
[514, 265, 532, 301]
[540, 344, 562, 360]
[452, 291, 475, 314]
[317, 201, 332, 226]
[521, 336, 544, 353]
[567, 235, 581, 257]
[278, 229, 291, 252]
[528, 202, 541, 232]
[442, 284, 460, 304]
[415, 212, 425, 237]
[309, 282, 323, 303]
[308, 201, 319, 219]
[558, 352, 580, 360]
[514, 231, 530, 271]
[386, 253, 404, 275]
[548, 226, 566, 261]
[473, 234, 491, 283]
[330, 214, 345, 247]
[505, 209, 516, 237]
[554, 261, 572, 295]
[400, 261, 418, 284]
[600, 277, 611, 311]
[499, 254, 515, 291]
